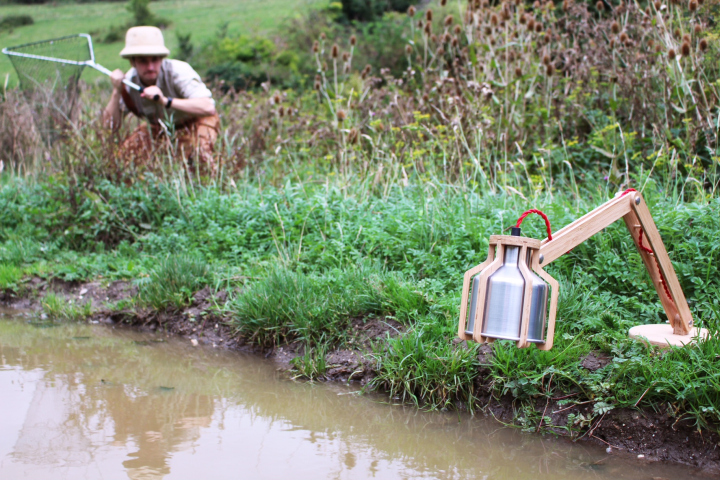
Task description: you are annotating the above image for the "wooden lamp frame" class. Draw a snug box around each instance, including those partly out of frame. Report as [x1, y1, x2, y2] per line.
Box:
[457, 191, 708, 349]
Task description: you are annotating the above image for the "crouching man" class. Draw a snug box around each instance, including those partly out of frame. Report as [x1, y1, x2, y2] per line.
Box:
[103, 26, 219, 172]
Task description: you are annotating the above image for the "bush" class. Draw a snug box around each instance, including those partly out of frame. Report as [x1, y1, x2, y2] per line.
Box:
[340, 0, 416, 23]
[0, 14, 34, 31]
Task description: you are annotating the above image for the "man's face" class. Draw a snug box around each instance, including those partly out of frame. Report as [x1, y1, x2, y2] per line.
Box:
[130, 56, 163, 85]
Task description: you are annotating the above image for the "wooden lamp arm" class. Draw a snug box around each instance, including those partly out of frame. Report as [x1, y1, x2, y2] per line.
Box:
[537, 192, 693, 336]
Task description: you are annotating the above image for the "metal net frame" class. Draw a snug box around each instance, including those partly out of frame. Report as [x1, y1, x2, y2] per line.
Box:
[3, 34, 94, 144]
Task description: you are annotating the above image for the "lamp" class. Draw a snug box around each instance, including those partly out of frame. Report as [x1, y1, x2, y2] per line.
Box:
[457, 190, 709, 350]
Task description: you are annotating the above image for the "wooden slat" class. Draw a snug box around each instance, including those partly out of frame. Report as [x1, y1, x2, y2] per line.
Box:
[539, 194, 633, 265]
[472, 245, 506, 343]
[630, 194, 693, 335]
[532, 251, 559, 351]
[622, 209, 683, 330]
[516, 245, 534, 349]
[458, 244, 496, 341]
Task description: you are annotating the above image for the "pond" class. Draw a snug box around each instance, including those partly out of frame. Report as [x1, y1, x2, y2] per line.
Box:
[0, 308, 703, 479]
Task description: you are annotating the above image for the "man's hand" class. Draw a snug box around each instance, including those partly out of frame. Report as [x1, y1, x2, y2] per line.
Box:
[110, 69, 125, 90]
[141, 85, 165, 104]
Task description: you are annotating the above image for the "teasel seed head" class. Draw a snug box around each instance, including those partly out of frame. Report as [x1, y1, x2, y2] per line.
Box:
[519, 14, 527, 24]
[620, 32, 628, 43]
[437, 46, 446, 56]
[441, 0, 447, 6]
[336, 110, 346, 122]
[342, 52, 350, 62]
[426, 9, 433, 22]
[645, 6, 651, 15]
[331, 44, 339, 59]
[674, 28, 681, 39]
[527, 18, 535, 30]
[610, 38, 616, 49]
[611, 21, 620, 34]
[653, 0, 660, 8]
[273, 93, 281, 104]
[698, 0, 704, 4]
[418, 20, 423, 28]
[694, 24, 702, 35]
[689, 0, 698, 11]
[484, 26, 492, 35]
[408, 5, 416, 17]
[322, 61, 328, 71]
[442, 32, 451, 43]
[546, 63, 554, 76]
[350, 35, 357, 46]
[491, 13, 499, 25]
[535, 23, 542, 33]
[668, 48, 676, 59]
[348, 127, 359, 145]
[515, 66, 523, 77]
[452, 36, 459, 47]
[596, 1, 604, 11]
[405, 44, 413, 55]
[681, 42, 691, 56]
[278, 106, 285, 118]
[563, 0, 570, 11]
[320, 32, 326, 40]
[444, 15, 453, 26]
[431, 34, 438, 43]
[424, 22, 432, 34]
[314, 80, 321, 90]
[699, 38, 708, 52]
[454, 24, 462, 34]
[542, 54, 551, 65]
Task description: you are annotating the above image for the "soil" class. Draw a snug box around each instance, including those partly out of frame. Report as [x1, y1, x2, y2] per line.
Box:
[2, 279, 719, 475]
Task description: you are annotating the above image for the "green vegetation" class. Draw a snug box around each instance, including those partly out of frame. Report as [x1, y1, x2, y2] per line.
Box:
[0, 0, 326, 83]
[41, 291, 93, 321]
[1, 0, 720, 438]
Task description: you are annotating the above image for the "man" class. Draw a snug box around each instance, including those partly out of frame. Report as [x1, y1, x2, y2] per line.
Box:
[103, 26, 219, 172]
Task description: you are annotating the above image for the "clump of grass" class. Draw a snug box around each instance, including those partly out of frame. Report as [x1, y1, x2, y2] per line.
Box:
[369, 330, 481, 410]
[0, 264, 22, 290]
[290, 345, 328, 380]
[136, 254, 213, 310]
[229, 263, 427, 348]
[41, 292, 93, 322]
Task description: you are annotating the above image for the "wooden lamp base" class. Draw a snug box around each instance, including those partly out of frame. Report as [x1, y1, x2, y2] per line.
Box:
[628, 324, 709, 348]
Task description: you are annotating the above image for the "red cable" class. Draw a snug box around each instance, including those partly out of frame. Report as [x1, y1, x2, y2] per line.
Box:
[620, 188, 673, 302]
[515, 209, 553, 240]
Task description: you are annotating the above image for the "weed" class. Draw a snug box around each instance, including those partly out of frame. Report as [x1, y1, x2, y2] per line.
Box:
[41, 292, 93, 322]
[136, 254, 213, 311]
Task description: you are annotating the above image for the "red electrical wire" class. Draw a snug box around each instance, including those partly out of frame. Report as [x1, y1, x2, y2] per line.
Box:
[621, 188, 673, 302]
[515, 209, 553, 240]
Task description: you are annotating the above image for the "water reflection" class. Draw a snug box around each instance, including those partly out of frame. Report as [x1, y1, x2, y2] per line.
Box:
[0, 314, 706, 480]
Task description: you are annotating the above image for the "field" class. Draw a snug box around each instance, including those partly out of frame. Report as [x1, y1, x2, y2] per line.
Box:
[1, 0, 720, 468]
[0, 0, 325, 86]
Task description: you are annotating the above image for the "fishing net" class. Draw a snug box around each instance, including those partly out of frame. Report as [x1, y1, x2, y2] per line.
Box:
[4, 34, 92, 143]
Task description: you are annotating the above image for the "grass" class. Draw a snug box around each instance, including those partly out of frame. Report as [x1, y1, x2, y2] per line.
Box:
[136, 253, 213, 310]
[41, 291, 93, 321]
[0, 0, 719, 436]
[0, 0, 327, 85]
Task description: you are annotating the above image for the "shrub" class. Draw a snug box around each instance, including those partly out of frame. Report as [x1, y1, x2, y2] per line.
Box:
[0, 14, 34, 31]
[339, 0, 416, 23]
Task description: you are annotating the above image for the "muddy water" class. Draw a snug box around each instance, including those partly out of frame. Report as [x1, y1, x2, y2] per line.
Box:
[0, 310, 703, 480]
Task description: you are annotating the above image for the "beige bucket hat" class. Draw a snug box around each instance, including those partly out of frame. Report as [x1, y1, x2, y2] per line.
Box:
[120, 26, 170, 58]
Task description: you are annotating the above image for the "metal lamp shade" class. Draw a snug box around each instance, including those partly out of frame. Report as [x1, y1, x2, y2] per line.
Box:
[477, 245, 548, 343]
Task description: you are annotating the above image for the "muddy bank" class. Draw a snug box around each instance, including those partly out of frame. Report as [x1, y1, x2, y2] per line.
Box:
[2, 279, 719, 475]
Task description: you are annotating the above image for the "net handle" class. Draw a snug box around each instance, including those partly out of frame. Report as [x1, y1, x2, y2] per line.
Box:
[2, 34, 143, 92]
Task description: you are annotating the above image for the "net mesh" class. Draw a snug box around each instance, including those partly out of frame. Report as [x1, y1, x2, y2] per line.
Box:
[5, 35, 92, 143]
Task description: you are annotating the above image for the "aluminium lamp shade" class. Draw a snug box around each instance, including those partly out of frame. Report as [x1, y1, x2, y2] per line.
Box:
[458, 228, 559, 350]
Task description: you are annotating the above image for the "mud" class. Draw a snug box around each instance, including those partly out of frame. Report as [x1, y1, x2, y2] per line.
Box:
[2, 279, 719, 475]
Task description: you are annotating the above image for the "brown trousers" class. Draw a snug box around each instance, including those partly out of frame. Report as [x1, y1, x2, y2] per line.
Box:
[118, 113, 220, 174]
